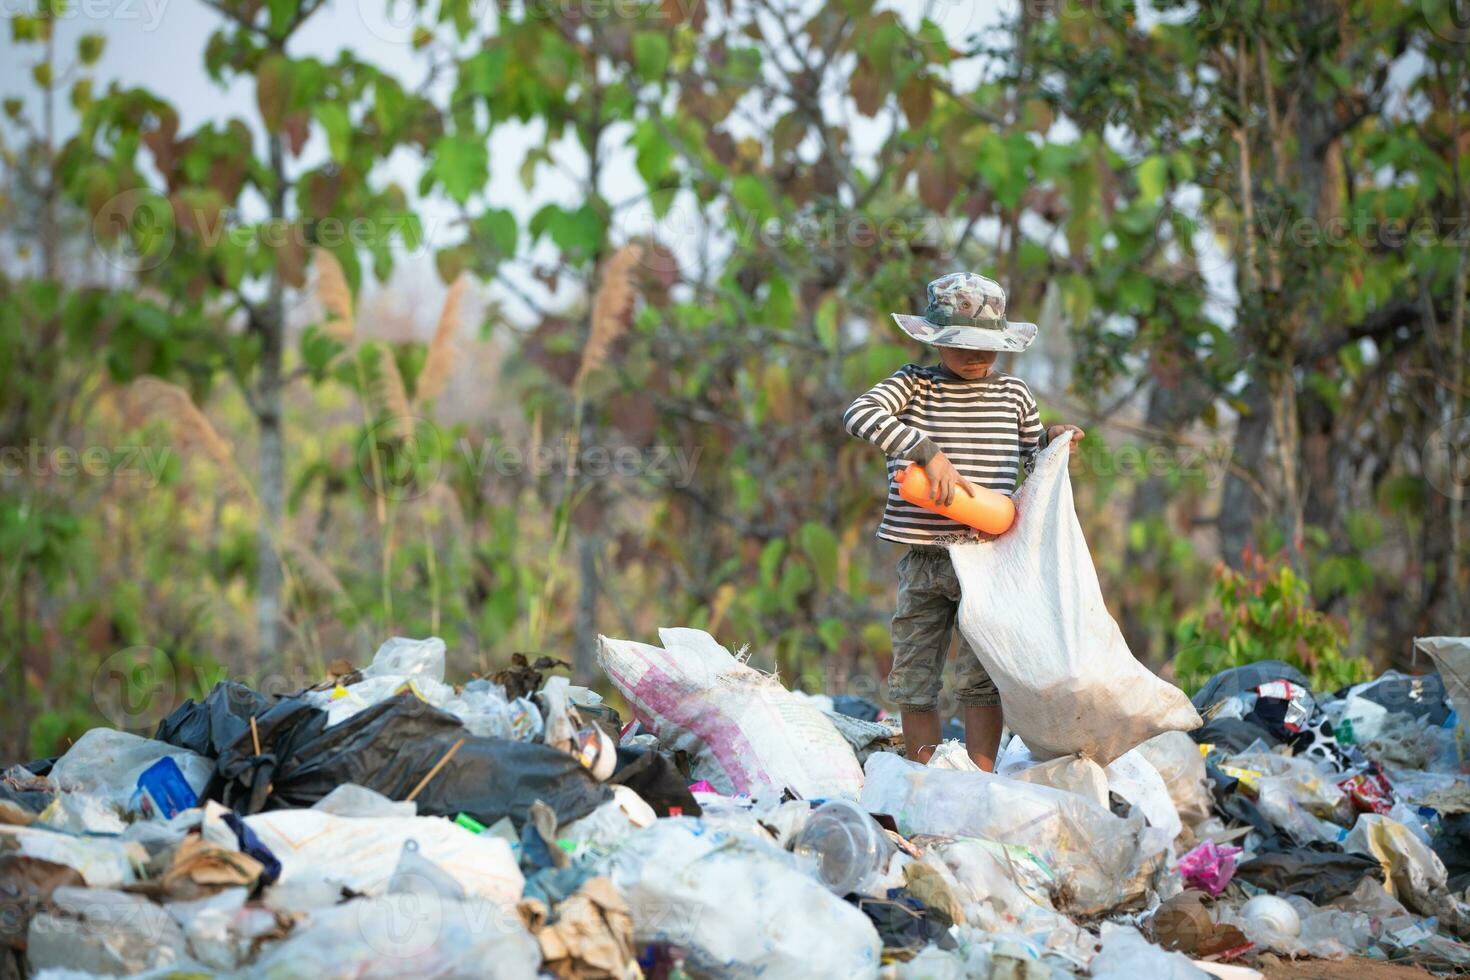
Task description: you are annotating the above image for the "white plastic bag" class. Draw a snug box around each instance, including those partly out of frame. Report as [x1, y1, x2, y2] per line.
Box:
[248, 895, 540, 979]
[604, 818, 882, 979]
[1090, 925, 1212, 979]
[1132, 731, 1213, 828]
[363, 635, 447, 681]
[1106, 749, 1183, 845]
[597, 627, 864, 800]
[860, 753, 1167, 914]
[245, 810, 523, 908]
[949, 434, 1201, 764]
[48, 729, 212, 807]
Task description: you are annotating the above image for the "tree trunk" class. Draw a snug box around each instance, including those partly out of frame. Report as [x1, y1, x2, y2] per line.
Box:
[255, 134, 287, 665]
[1219, 379, 1270, 566]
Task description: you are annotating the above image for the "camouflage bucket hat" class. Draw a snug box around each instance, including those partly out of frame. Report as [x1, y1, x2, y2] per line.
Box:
[891, 273, 1038, 353]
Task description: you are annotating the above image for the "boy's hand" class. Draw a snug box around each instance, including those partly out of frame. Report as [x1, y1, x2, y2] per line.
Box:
[1047, 424, 1086, 453]
[923, 450, 976, 506]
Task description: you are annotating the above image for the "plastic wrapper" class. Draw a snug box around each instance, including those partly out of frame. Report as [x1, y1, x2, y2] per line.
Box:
[1338, 770, 1394, 815]
[1176, 841, 1241, 896]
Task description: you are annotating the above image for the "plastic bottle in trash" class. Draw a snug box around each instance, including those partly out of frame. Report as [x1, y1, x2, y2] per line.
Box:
[793, 799, 893, 895]
[895, 463, 1016, 534]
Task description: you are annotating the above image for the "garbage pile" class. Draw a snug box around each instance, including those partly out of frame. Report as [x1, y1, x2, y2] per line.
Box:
[3, 631, 1469, 978]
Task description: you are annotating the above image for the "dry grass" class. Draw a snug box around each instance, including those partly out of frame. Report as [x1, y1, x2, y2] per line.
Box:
[364, 342, 415, 441]
[417, 275, 468, 404]
[312, 248, 355, 342]
[575, 244, 644, 391]
[126, 377, 238, 476]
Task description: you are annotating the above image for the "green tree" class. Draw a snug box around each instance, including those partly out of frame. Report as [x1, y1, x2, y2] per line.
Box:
[66, 0, 440, 662]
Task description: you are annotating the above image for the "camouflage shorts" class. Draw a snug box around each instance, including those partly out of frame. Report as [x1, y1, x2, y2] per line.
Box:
[888, 546, 1000, 711]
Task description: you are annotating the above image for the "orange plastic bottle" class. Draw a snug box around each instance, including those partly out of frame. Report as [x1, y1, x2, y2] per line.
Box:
[895, 463, 1016, 534]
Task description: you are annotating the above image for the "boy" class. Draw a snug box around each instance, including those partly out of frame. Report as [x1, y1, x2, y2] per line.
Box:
[843, 273, 1083, 771]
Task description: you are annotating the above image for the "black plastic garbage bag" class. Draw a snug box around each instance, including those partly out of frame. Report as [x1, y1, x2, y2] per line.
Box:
[1192, 660, 1310, 714]
[1192, 716, 1279, 753]
[851, 895, 956, 955]
[1434, 812, 1470, 894]
[831, 695, 883, 722]
[213, 691, 610, 829]
[154, 682, 275, 759]
[1236, 844, 1383, 903]
[607, 747, 700, 817]
[1347, 671, 1451, 725]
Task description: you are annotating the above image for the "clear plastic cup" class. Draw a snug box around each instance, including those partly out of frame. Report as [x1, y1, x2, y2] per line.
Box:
[793, 799, 893, 895]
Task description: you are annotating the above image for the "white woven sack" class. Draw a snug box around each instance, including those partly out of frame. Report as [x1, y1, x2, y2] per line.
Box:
[950, 433, 1201, 764]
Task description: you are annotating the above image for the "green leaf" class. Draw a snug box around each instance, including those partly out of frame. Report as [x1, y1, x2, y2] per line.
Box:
[758, 539, 786, 588]
[632, 31, 670, 83]
[815, 294, 840, 351]
[1137, 155, 1167, 204]
[77, 33, 104, 64]
[633, 118, 674, 188]
[429, 134, 489, 204]
[256, 55, 289, 133]
[764, 274, 794, 329]
[476, 208, 517, 255]
[797, 521, 839, 589]
[460, 47, 506, 96]
[267, 0, 295, 37]
[547, 204, 603, 257]
[314, 103, 350, 162]
[732, 174, 775, 222]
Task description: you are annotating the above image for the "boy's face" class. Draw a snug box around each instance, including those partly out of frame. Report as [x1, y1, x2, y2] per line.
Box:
[938, 345, 998, 380]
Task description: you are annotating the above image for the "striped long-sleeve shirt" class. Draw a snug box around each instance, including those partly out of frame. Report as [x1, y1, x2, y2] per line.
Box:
[843, 363, 1047, 544]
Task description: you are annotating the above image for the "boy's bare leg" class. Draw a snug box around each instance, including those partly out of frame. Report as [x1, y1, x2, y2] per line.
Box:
[900, 709, 942, 763]
[964, 704, 1004, 772]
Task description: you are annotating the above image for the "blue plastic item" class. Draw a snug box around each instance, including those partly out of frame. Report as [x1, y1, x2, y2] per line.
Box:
[134, 756, 199, 819]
